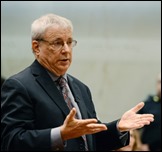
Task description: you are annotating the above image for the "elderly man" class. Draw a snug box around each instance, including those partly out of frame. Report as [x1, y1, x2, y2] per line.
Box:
[1, 13, 154, 151]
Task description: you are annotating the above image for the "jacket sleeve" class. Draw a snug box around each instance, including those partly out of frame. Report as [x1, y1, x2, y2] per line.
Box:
[95, 120, 129, 151]
[1, 78, 51, 151]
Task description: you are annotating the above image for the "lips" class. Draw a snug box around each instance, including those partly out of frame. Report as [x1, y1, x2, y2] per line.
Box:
[59, 59, 70, 65]
[61, 59, 69, 61]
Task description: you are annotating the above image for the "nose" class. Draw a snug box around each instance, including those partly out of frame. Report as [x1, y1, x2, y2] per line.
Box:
[61, 43, 71, 53]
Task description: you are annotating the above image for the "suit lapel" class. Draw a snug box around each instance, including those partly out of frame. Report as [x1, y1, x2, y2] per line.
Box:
[67, 75, 94, 151]
[30, 60, 70, 117]
[67, 75, 89, 119]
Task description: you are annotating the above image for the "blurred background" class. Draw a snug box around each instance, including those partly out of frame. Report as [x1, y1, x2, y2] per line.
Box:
[1, 1, 161, 122]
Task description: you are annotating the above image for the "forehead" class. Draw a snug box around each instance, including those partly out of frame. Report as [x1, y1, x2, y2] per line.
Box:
[44, 26, 72, 39]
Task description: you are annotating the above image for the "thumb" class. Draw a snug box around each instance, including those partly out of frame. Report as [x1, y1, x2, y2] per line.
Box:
[66, 108, 77, 121]
[130, 102, 145, 113]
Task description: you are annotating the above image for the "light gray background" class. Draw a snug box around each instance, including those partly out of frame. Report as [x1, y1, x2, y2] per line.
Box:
[1, 1, 161, 122]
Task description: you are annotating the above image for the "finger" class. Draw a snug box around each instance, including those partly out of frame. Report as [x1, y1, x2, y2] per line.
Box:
[140, 120, 151, 125]
[140, 114, 154, 122]
[140, 114, 154, 118]
[67, 108, 77, 120]
[86, 123, 107, 130]
[130, 102, 144, 113]
[85, 124, 108, 134]
[136, 120, 152, 128]
[78, 118, 98, 125]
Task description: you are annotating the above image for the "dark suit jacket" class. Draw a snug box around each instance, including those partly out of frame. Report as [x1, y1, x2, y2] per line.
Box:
[1, 60, 129, 151]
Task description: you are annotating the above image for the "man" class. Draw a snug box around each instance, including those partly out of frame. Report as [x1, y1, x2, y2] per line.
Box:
[1, 13, 154, 151]
[138, 72, 161, 151]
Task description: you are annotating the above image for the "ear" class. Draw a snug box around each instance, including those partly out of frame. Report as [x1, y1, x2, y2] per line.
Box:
[32, 40, 40, 55]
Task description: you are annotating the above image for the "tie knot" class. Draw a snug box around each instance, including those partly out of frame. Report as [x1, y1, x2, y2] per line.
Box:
[57, 77, 67, 89]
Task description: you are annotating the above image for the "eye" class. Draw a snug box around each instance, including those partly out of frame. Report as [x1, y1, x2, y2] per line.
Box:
[53, 41, 63, 46]
[67, 40, 72, 45]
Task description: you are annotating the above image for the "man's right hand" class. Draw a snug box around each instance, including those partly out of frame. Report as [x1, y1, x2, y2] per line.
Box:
[60, 108, 107, 141]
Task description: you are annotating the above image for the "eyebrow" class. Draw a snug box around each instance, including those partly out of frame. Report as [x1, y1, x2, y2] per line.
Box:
[52, 37, 73, 41]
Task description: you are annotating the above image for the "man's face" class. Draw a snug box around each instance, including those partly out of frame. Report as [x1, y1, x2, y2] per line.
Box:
[33, 26, 73, 76]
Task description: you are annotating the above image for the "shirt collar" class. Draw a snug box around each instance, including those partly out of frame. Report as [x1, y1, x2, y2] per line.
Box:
[47, 70, 67, 82]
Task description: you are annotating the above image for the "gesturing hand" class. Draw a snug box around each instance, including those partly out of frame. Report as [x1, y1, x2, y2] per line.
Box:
[117, 102, 154, 132]
[60, 108, 107, 141]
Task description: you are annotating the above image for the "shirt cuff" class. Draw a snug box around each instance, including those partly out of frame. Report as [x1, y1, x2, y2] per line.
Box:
[51, 127, 64, 151]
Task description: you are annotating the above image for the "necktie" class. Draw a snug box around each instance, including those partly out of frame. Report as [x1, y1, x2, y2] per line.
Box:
[57, 77, 74, 110]
[57, 77, 89, 151]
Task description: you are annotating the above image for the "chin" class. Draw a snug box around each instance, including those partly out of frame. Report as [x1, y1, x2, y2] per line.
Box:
[59, 70, 68, 76]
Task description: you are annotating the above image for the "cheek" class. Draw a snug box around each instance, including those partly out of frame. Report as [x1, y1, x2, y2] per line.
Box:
[48, 54, 58, 65]
[70, 53, 72, 61]
[41, 49, 57, 61]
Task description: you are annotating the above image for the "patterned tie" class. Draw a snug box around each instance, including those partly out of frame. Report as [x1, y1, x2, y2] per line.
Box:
[57, 77, 89, 151]
[57, 77, 74, 110]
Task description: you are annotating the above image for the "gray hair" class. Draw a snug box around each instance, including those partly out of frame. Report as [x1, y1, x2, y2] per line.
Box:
[31, 13, 73, 40]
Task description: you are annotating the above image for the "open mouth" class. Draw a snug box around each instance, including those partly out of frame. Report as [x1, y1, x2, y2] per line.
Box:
[59, 59, 70, 65]
[61, 59, 68, 61]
